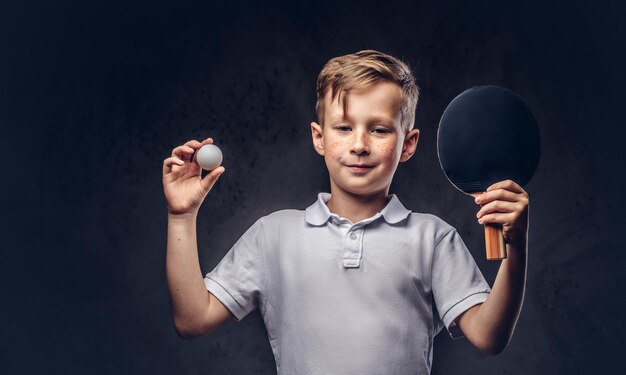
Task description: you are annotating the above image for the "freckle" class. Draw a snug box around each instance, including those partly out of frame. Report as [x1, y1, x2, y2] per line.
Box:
[377, 144, 393, 154]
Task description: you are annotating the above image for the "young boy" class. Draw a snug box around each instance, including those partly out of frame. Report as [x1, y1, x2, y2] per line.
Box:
[162, 50, 528, 374]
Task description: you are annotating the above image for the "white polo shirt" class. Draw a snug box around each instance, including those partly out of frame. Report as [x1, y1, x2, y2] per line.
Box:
[204, 193, 491, 374]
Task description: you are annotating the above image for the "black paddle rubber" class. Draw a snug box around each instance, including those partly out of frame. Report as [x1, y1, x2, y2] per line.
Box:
[437, 85, 540, 194]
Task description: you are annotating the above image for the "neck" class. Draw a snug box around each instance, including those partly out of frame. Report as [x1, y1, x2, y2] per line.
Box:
[326, 189, 390, 224]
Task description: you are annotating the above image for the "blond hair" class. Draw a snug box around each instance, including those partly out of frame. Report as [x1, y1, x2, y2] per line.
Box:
[315, 50, 419, 134]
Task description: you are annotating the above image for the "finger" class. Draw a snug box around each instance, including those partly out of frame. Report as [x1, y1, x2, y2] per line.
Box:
[486, 179, 525, 194]
[475, 188, 525, 205]
[188, 138, 216, 164]
[163, 156, 185, 174]
[199, 166, 226, 193]
[184, 139, 204, 149]
[195, 138, 216, 162]
[171, 145, 196, 160]
[477, 201, 522, 219]
[478, 211, 517, 225]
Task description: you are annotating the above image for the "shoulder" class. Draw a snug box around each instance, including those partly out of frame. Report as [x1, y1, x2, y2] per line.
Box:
[406, 212, 455, 234]
[402, 212, 462, 248]
[257, 208, 305, 229]
[254, 209, 308, 248]
[259, 208, 304, 221]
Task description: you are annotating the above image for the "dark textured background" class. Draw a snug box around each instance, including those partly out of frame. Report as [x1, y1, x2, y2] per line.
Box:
[2, 0, 625, 374]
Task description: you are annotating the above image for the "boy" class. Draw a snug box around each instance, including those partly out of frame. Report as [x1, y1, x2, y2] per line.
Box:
[162, 50, 528, 374]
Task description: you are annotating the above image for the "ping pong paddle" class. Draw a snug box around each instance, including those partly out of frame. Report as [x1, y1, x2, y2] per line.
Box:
[437, 85, 540, 260]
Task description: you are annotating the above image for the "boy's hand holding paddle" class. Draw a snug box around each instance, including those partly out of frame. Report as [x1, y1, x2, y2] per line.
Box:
[437, 85, 540, 260]
[474, 180, 529, 249]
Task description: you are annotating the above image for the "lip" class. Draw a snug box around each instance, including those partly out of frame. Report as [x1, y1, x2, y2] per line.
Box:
[346, 164, 374, 174]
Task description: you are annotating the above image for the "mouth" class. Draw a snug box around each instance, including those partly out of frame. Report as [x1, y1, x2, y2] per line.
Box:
[346, 164, 374, 173]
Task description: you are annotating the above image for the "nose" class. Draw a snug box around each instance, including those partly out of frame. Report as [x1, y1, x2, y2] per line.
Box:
[350, 129, 370, 155]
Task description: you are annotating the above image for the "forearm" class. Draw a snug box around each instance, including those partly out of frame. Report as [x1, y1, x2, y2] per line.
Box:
[166, 212, 212, 336]
[472, 239, 527, 353]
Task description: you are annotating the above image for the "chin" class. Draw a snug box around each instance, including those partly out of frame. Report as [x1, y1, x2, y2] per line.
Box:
[340, 185, 388, 197]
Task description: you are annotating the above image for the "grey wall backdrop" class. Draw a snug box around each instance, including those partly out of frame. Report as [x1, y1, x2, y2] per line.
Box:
[2, 0, 625, 374]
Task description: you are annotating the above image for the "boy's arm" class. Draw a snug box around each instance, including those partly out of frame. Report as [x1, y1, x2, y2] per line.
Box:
[455, 180, 529, 355]
[166, 213, 233, 339]
[163, 138, 232, 339]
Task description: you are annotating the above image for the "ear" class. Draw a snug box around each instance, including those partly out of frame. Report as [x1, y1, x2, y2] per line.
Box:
[311, 121, 325, 156]
[400, 128, 420, 162]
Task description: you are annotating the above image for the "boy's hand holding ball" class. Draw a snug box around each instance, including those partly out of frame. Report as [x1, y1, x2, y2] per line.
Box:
[162, 137, 225, 216]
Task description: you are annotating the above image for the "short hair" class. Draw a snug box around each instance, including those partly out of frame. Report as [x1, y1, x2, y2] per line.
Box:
[315, 50, 419, 134]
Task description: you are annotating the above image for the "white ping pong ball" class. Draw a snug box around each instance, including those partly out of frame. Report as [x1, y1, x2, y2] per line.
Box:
[196, 144, 223, 170]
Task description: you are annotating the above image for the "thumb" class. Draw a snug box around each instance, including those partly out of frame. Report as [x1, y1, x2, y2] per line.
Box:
[200, 166, 226, 194]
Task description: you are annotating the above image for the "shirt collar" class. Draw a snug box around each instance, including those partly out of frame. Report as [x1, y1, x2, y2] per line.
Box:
[305, 192, 411, 226]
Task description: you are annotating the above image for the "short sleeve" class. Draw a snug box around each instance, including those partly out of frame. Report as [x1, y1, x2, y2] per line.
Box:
[204, 218, 267, 321]
[432, 228, 491, 339]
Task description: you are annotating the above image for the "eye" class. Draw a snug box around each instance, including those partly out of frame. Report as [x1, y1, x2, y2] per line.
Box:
[372, 128, 390, 134]
[335, 125, 351, 132]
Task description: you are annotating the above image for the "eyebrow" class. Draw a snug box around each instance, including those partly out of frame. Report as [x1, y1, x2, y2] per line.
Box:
[328, 115, 395, 125]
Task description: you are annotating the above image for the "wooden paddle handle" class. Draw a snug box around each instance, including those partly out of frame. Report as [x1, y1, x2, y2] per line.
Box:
[485, 223, 506, 260]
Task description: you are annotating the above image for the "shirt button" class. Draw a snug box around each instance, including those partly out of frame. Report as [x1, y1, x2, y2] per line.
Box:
[349, 232, 357, 240]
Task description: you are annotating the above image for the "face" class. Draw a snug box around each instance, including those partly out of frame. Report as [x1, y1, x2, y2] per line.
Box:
[311, 81, 420, 198]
